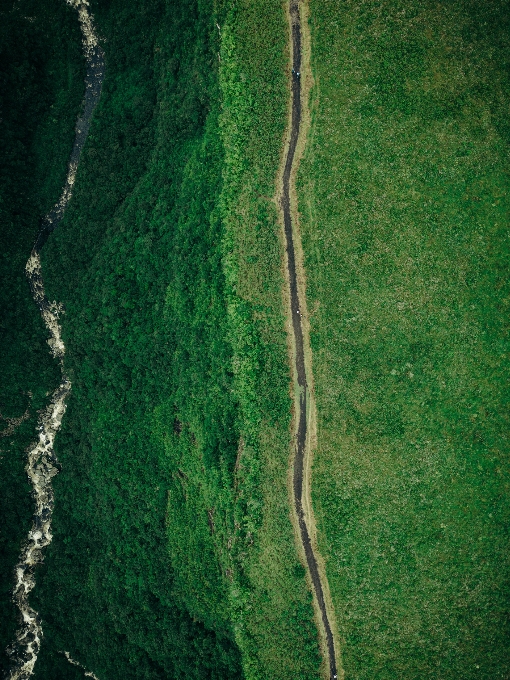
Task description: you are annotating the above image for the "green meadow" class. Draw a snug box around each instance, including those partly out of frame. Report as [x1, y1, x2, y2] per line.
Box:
[299, 0, 509, 677]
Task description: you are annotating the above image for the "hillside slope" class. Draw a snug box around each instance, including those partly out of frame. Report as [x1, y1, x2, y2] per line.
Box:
[2, 0, 322, 678]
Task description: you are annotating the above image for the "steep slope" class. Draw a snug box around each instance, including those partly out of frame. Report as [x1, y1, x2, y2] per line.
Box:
[33, 1, 243, 677]
[27, 0, 323, 678]
[0, 1, 84, 671]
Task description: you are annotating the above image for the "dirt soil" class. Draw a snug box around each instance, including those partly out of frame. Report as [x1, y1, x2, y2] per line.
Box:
[280, 2, 339, 678]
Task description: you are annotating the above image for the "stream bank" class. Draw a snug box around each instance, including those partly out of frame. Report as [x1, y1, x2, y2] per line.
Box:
[5, 3, 104, 678]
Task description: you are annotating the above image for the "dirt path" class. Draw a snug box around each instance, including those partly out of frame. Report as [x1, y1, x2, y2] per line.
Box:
[280, 2, 339, 678]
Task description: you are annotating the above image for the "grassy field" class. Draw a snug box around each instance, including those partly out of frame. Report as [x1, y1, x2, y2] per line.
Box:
[298, 0, 510, 677]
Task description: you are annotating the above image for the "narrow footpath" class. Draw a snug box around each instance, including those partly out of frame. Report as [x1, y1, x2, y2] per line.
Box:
[281, 2, 338, 678]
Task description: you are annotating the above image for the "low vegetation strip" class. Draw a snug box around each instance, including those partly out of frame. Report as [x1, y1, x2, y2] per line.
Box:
[218, 0, 324, 675]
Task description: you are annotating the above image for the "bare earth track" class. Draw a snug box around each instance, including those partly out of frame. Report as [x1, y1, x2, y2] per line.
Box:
[280, 2, 338, 678]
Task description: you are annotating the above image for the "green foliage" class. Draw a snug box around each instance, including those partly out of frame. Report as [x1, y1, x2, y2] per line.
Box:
[300, 0, 510, 677]
[3, 0, 325, 677]
[0, 0, 84, 669]
[30, 0, 246, 677]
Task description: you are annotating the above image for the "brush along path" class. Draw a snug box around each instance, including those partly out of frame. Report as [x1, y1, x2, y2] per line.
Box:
[280, 2, 338, 678]
[5, 2, 103, 678]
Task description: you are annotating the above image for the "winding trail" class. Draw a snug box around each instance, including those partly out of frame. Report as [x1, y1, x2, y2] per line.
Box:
[5, 2, 103, 678]
[281, 2, 339, 678]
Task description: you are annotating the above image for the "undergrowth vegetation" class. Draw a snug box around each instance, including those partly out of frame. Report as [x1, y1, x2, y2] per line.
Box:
[299, 0, 510, 677]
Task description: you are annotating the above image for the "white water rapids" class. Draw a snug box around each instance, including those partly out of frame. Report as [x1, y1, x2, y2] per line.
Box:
[62, 651, 100, 679]
[5, 2, 102, 679]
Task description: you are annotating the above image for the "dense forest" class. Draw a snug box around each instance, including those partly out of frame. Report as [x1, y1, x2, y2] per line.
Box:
[0, 0, 84, 666]
[1, 0, 322, 678]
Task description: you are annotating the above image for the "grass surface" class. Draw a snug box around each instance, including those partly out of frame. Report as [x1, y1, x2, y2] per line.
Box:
[217, 0, 323, 675]
[298, 0, 510, 677]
